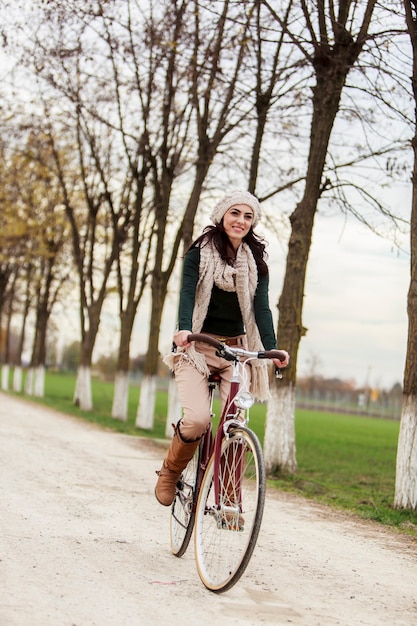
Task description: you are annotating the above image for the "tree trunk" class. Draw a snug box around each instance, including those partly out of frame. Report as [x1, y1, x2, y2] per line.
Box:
[265, 71, 346, 473]
[74, 326, 97, 411]
[74, 296, 104, 411]
[264, 380, 297, 474]
[30, 301, 49, 398]
[25, 368, 34, 396]
[4, 269, 18, 368]
[111, 183, 149, 422]
[112, 371, 130, 422]
[112, 313, 135, 421]
[34, 365, 45, 397]
[136, 263, 166, 429]
[136, 374, 157, 430]
[13, 267, 32, 393]
[27, 255, 58, 399]
[394, 0, 417, 511]
[395, 396, 417, 509]
[13, 366, 23, 393]
[1, 364, 9, 391]
[74, 365, 93, 411]
[166, 374, 182, 438]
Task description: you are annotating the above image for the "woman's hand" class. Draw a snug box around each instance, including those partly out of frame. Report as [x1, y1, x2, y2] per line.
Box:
[272, 350, 289, 369]
[173, 329, 192, 349]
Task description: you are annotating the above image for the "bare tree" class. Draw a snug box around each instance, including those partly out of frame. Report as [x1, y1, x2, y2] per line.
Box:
[25, 227, 68, 398]
[0, 268, 19, 390]
[55, 1, 157, 420]
[136, 0, 267, 429]
[395, 0, 417, 510]
[14, 1, 188, 417]
[262, 0, 378, 473]
[0, 152, 23, 377]
[10, 131, 70, 396]
[1, 0, 126, 410]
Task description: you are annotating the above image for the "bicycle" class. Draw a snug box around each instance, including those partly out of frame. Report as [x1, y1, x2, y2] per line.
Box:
[169, 333, 286, 593]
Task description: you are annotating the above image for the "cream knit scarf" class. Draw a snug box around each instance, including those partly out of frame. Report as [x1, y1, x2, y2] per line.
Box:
[165, 240, 270, 402]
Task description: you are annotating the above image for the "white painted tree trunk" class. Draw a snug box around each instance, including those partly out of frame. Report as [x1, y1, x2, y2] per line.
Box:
[13, 366, 23, 392]
[74, 365, 93, 411]
[135, 374, 156, 429]
[394, 394, 417, 509]
[34, 365, 45, 397]
[165, 375, 182, 438]
[264, 382, 297, 474]
[1, 365, 9, 390]
[112, 371, 129, 421]
[25, 368, 34, 395]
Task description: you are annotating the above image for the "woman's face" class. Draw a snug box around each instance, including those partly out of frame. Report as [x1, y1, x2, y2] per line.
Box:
[222, 204, 254, 249]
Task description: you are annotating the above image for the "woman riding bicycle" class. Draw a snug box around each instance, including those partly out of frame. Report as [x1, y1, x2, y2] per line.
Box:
[155, 190, 289, 507]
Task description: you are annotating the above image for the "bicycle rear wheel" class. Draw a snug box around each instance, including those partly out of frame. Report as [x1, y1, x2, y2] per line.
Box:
[194, 426, 266, 592]
[170, 445, 199, 557]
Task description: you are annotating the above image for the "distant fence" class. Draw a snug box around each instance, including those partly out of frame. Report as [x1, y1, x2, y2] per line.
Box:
[295, 390, 402, 420]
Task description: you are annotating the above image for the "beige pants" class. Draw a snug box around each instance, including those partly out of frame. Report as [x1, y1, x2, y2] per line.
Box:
[174, 335, 251, 441]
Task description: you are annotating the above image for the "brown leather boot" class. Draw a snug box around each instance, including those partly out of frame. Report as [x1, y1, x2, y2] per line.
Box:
[155, 425, 200, 506]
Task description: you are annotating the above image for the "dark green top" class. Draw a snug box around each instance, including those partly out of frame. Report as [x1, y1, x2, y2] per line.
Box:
[178, 246, 277, 350]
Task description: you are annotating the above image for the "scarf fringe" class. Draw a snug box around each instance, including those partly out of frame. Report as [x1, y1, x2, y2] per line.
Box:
[163, 345, 210, 378]
[250, 362, 270, 402]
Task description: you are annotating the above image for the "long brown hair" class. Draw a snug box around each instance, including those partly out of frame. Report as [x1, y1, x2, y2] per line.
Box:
[188, 223, 269, 276]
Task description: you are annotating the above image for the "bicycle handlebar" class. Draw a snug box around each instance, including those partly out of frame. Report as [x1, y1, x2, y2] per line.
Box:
[187, 333, 223, 349]
[186, 333, 288, 363]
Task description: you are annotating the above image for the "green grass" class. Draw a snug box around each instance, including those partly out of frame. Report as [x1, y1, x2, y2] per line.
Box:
[273, 410, 415, 528]
[6, 370, 417, 535]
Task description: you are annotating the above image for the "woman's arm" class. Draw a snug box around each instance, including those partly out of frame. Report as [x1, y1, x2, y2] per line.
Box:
[177, 247, 200, 331]
[254, 272, 276, 350]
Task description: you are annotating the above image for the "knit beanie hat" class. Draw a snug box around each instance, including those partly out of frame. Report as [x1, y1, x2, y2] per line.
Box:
[210, 190, 262, 228]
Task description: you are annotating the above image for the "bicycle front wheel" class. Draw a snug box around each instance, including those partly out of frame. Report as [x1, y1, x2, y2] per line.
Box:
[194, 426, 266, 592]
[170, 445, 199, 557]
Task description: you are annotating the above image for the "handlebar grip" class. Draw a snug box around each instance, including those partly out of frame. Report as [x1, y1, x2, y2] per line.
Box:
[186, 333, 224, 349]
[259, 349, 288, 362]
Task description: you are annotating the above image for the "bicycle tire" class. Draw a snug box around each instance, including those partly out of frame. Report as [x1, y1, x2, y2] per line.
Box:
[193, 426, 266, 592]
[170, 444, 200, 557]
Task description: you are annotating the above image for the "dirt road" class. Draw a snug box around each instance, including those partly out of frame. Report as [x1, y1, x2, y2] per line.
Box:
[1, 392, 416, 626]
